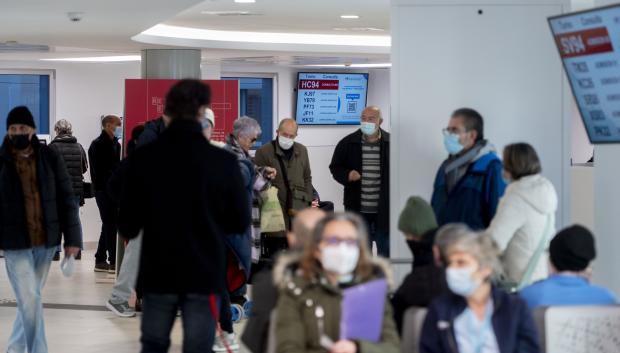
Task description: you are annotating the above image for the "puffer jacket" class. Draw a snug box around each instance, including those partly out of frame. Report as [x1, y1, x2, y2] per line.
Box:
[49, 134, 87, 197]
[0, 137, 82, 250]
[274, 255, 400, 353]
[487, 174, 558, 284]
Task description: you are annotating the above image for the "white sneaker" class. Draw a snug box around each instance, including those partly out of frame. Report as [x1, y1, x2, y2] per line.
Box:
[213, 332, 239, 352]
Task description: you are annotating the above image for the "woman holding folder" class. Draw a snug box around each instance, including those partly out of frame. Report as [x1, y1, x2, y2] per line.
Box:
[420, 227, 539, 353]
[274, 212, 400, 353]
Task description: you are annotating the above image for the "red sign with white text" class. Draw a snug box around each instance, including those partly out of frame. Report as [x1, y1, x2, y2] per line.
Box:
[555, 27, 614, 58]
[124, 79, 239, 149]
[298, 79, 339, 90]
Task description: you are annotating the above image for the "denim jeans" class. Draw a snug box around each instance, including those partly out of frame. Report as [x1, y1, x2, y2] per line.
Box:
[95, 190, 118, 264]
[109, 233, 142, 304]
[361, 213, 390, 257]
[4, 246, 56, 353]
[141, 293, 219, 353]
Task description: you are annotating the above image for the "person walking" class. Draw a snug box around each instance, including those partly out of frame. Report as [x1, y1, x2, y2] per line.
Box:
[0, 106, 81, 353]
[118, 79, 250, 353]
[88, 114, 121, 273]
[49, 118, 87, 260]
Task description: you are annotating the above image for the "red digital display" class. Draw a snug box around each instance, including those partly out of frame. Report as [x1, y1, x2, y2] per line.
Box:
[298, 79, 339, 90]
[555, 27, 614, 58]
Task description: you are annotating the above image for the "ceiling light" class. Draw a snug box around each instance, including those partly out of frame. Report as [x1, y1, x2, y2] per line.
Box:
[41, 55, 141, 63]
[303, 63, 392, 68]
[234, 0, 256, 3]
[201, 11, 254, 16]
[139, 25, 390, 47]
[340, 15, 360, 19]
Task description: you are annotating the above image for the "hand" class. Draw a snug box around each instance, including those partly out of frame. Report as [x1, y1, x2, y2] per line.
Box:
[264, 167, 277, 180]
[348, 170, 361, 182]
[64, 246, 80, 257]
[312, 199, 320, 208]
[330, 340, 357, 353]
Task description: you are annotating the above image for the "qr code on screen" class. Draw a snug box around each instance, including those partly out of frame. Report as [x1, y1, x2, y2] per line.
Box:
[347, 101, 357, 113]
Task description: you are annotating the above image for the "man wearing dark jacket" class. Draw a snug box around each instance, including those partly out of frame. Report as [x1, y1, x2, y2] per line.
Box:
[330, 106, 390, 257]
[88, 114, 121, 272]
[431, 108, 506, 230]
[118, 79, 250, 353]
[0, 106, 81, 353]
[49, 118, 88, 260]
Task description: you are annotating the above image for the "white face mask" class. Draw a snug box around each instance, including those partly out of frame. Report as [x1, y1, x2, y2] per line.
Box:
[446, 265, 481, 297]
[321, 243, 360, 281]
[278, 136, 294, 150]
[360, 122, 377, 136]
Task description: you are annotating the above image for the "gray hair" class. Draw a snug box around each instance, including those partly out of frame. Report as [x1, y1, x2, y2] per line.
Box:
[54, 119, 73, 135]
[436, 224, 503, 278]
[233, 116, 261, 139]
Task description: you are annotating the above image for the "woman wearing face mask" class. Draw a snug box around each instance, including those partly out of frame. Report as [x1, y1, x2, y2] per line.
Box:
[274, 212, 400, 353]
[486, 143, 557, 288]
[420, 227, 539, 353]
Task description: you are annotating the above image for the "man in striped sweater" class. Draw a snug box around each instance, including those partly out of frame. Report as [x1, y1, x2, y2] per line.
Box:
[330, 106, 391, 257]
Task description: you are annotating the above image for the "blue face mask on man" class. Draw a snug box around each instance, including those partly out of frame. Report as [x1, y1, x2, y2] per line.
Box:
[114, 126, 123, 139]
[443, 131, 464, 155]
[360, 122, 377, 136]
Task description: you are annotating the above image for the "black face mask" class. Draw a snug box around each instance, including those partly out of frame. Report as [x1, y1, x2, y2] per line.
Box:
[9, 134, 31, 150]
[407, 239, 434, 267]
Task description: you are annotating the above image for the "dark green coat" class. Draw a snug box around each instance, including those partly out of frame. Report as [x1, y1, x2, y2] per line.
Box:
[274, 256, 400, 353]
[254, 140, 313, 229]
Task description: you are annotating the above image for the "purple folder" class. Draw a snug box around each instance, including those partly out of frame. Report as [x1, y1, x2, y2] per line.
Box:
[340, 279, 388, 343]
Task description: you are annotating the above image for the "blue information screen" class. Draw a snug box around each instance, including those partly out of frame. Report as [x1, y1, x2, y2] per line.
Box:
[550, 4, 620, 143]
[295, 72, 369, 125]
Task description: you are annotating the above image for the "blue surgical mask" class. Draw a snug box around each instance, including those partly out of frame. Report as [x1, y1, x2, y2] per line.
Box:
[443, 132, 464, 155]
[360, 122, 377, 136]
[114, 126, 123, 139]
[446, 266, 481, 297]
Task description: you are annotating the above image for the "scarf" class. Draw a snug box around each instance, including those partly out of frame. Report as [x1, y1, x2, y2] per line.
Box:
[443, 140, 493, 193]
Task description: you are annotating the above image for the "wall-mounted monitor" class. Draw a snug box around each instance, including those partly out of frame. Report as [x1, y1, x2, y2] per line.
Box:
[549, 4, 620, 143]
[295, 72, 369, 125]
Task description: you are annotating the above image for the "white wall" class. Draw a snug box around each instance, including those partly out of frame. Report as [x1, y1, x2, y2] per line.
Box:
[0, 60, 141, 243]
[390, 0, 571, 280]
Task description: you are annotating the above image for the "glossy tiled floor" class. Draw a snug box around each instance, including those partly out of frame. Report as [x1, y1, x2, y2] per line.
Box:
[0, 250, 249, 353]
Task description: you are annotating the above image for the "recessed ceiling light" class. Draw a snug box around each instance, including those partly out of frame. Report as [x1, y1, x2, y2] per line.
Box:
[340, 15, 360, 19]
[41, 55, 141, 63]
[140, 25, 391, 47]
[234, 0, 256, 3]
[201, 11, 253, 16]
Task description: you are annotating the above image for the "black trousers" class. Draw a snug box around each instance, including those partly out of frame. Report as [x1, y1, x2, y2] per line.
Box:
[94, 190, 118, 264]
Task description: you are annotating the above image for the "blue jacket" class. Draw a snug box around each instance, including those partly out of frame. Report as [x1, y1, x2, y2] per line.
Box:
[431, 152, 506, 230]
[519, 274, 618, 310]
[420, 287, 540, 353]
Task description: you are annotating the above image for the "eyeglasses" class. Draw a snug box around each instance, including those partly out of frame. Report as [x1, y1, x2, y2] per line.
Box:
[322, 236, 358, 246]
[442, 127, 467, 135]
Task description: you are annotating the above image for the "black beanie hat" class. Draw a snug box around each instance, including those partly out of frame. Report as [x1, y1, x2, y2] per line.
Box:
[549, 225, 596, 272]
[6, 106, 36, 130]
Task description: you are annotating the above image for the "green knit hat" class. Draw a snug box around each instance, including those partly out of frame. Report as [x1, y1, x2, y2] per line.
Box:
[398, 196, 438, 237]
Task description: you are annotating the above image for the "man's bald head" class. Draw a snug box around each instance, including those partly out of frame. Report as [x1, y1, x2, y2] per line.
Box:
[361, 106, 383, 125]
[288, 208, 326, 250]
[278, 118, 298, 139]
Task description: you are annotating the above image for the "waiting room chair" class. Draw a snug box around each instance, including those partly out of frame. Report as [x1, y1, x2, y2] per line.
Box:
[533, 305, 620, 353]
[400, 307, 428, 353]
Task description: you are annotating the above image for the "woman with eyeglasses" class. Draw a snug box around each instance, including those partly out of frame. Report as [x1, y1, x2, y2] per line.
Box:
[420, 227, 539, 353]
[274, 212, 400, 353]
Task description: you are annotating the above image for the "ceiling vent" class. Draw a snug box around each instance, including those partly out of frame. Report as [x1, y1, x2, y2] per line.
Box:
[0, 42, 50, 53]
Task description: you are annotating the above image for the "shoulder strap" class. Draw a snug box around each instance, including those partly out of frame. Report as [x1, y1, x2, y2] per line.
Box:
[518, 214, 552, 290]
[272, 140, 293, 212]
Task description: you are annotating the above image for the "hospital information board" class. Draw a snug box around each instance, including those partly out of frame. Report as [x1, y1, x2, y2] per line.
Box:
[295, 72, 369, 125]
[550, 4, 620, 143]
